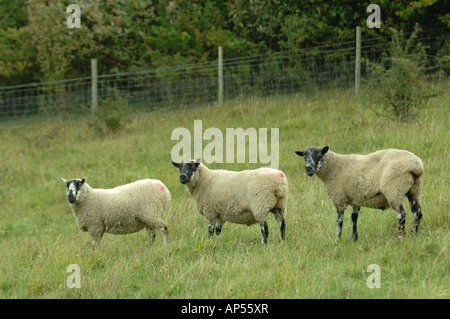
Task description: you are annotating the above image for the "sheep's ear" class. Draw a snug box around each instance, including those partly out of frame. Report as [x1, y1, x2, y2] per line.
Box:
[295, 151, 304, 157]
[321, 146, 329, 155]
[61, 177, 69, 183]
[81, 177, 86, 184]
[194, 158, 201, 167]
[172, 161, 181, 168]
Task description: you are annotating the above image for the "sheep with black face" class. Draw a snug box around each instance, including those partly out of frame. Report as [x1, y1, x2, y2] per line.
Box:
[295, 146, 424, 241]
[172, 159, 288, 244]
[62, 177, 170, 249]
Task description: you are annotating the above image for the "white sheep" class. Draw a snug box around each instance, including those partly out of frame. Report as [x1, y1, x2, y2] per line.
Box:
[62, 177, 170, 248]
[172, 159, 288, 244]
[295, 146, 424, 240]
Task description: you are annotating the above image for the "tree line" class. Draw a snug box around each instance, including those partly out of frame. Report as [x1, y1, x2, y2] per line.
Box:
[0, 0, 448, 86]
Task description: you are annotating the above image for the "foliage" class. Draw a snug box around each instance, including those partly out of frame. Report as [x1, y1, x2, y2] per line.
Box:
[0, 0, 27, 28]
[89, 96, 129, 135]
[0, 26, 39, 85]
[0, 1, 34, 85]
[26, 1, 75, 82]
[362, 26, 442, 121]
[228, 0, 361, 53]
[0, 0, 447, 86]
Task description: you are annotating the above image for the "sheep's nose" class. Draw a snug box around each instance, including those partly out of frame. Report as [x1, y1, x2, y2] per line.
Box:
[180, 174, 187, 183]
[305, 165, 314, 176]
[68, 193, 76, 203]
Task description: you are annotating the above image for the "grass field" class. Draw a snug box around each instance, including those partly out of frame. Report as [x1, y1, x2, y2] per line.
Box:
[0, 86, 448, 298]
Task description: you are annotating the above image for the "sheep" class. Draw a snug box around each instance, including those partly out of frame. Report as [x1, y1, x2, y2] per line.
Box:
[172, 158, 288, 244]
[295, 146, 424, 241]
[62, 177, 170, 249]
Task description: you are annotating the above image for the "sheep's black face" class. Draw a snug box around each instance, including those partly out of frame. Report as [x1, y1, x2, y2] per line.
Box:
[63, 178, 86, 203]
[172, 159, 201, 184]
[295, 146, 329, 176]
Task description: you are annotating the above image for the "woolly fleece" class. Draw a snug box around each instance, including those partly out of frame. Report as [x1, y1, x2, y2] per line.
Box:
[67, 179, 170, 248]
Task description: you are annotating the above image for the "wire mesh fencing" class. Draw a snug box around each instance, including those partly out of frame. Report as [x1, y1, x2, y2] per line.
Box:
[0, 31, 446, 123]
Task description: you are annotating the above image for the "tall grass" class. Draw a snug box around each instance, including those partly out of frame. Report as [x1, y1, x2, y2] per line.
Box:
[0, 85, 448, 298]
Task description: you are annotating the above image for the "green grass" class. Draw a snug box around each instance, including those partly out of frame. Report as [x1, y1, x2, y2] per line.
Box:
[0, 85, 448, 298]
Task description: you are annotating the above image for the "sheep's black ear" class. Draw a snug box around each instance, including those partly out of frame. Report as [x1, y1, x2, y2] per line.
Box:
[295, 151, 304, 157]
[172, 161, 181, 168]
[321, 146, 329, 155]
[81, 177, 86, 184]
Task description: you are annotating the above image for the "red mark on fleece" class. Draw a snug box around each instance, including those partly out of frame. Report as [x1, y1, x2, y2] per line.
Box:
[279, 172, 285, 178]
[157, 183, 165, 190]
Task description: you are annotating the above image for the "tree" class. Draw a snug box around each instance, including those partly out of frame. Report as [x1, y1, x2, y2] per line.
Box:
[1, 0, 447, 84]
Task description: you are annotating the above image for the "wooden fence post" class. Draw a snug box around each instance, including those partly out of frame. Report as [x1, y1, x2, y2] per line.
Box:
[218, 46, 223, 108]
[91, 58, 98, 114]
[355, 26, 361, 94]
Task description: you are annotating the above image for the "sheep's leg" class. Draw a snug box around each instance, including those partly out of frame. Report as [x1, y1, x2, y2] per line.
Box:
[153, 219, 169, 245]
[407, 193, 423, 233]
[412, 206, 423, 233]
[394, 204, 406, 235]
[160, 225, 169, 245]
[215, 220, 223, 237]
[275, 210, 286, 241]
[147, 227, 156, 246]
[90, 231, 103, 250]
[155, 221, 169, 245]
[350, 206, 360, 241]
[260, 221, 269, 244]
[336, 211, 344, 241]
[141, 217, 168, 245]
[208, 221, 215, 239]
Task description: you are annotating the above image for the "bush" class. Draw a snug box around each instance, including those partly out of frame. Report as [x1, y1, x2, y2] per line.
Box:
[363, 26, 437, 121]
[89, 96, 129, 135]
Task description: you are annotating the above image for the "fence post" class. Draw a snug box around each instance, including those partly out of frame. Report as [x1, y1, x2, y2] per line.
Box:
[355, 26, 361, 94]
[91, 58, 98, 115]
[218, 46, 223, 108]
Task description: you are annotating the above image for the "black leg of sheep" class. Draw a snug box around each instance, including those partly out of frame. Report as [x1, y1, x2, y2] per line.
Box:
[215, 224, 222, 236]
[394, 204, 407, 235]
[407, 193, 423, 233]
[275, 210, 286, 241]
[260, 221, 269, 244]
[336, 211, 344, 241]
[208, 222, 215, 239]
[351, 206, 360, 241]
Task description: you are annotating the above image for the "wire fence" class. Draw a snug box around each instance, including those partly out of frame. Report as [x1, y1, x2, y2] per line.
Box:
[0, 31, 447, 123]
